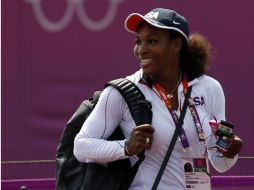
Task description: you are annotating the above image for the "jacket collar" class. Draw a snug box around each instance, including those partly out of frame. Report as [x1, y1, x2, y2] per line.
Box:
[139, 72, 199, 93]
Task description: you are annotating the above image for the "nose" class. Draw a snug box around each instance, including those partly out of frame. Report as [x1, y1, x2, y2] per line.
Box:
[134, 42, 148, 57]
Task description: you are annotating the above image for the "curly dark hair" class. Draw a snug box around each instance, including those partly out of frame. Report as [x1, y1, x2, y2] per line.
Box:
[186, 33, 212, 78]
[170, 31, 213, 80]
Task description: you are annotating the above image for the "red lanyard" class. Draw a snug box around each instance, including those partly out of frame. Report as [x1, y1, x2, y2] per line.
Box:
[153, 83, 174, 108]
[153, 77, 205, 151]
[182, 77, 205, 142]
[153, 78, 191, 150]
[182, 78, 188, 96]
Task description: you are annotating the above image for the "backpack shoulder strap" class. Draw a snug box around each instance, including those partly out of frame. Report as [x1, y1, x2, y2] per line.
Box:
[106, 78, 152, 126]
[106, 78, 153, 190]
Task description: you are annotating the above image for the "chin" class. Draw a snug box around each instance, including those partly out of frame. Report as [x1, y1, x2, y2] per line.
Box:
[142, 67, 155, 77]
[141, 68, 150, 75]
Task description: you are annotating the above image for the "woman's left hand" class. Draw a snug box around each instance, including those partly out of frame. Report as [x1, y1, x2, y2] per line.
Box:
[220, 135, 243, 158]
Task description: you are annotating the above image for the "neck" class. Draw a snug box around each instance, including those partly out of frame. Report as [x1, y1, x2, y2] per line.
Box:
[154, 69, 182, 93]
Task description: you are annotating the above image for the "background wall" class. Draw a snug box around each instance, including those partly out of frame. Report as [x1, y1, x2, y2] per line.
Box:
[2, 0, 254, 180]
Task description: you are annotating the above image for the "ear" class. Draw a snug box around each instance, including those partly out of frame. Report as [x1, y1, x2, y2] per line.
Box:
[173, 37, 182, 53]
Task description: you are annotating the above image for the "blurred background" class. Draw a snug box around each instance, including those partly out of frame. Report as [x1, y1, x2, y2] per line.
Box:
[2, 0, 254, 189]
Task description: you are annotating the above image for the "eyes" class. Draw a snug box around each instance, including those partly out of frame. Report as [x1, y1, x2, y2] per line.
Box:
[134, 38, 159, 46]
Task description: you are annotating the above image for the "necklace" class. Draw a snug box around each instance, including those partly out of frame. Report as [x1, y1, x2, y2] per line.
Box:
[166, 73, 182, 99]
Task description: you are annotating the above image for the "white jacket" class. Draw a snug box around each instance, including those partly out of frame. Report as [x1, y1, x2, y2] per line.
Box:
[74, 69, 238, 190]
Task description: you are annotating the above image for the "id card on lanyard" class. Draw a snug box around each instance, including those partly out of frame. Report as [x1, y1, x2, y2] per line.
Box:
[153, 75, 205, 151]
[182, 157, 211, 190]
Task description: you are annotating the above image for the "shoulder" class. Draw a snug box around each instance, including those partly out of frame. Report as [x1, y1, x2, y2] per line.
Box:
[190, 75, 225, 106]
[125, 69, 143, 84]
[100, 70, 143, 106]
[102, 69, 143, 99]
[101, 85, 123, 102]
[194, 75, 224, 93]
[191, 75, 225, 110]
[197, 75, 222, 88]
[102, 69, 152, 104]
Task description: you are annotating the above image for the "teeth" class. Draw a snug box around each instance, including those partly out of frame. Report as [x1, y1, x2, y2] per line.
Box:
[140, 58, 152, 66]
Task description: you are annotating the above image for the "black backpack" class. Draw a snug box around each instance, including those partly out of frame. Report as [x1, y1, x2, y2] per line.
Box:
[55, 78, 152, 190]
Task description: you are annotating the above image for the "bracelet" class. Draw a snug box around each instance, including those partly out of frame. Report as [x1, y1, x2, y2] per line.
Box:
[124, 140, 130, 156]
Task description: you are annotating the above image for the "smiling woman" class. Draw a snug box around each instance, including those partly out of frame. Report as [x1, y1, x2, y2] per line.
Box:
[73, 7, 243, 189]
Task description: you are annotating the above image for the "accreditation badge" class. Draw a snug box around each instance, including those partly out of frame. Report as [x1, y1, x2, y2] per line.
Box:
[182, 158, 211, 190]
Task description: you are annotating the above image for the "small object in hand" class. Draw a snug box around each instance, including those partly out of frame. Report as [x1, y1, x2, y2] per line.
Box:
[215, 120, 234, 152]
[146, 137, 150, 144]
[221, 135, 243, 158]
[217, 120, 234, 137]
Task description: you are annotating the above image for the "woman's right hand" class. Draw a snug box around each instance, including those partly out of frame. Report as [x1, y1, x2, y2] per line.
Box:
[125, 124, 155, 156]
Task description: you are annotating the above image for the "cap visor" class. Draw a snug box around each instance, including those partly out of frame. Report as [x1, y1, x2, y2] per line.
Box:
[124, 13, 188, 41]
[124, 13, 145, 33]
[124, 13, 170, 33]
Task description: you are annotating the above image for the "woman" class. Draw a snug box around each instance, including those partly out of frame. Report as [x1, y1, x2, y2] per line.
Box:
[74, 8, 243, 189]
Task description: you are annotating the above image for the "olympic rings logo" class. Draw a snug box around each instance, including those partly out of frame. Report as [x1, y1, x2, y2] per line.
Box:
[23, 0, 125, 32]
